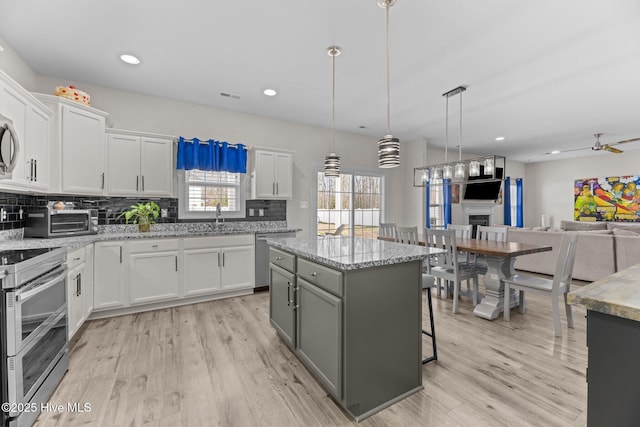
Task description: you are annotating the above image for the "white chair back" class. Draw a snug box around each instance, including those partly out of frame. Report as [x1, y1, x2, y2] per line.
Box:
[476, 225, 508, 242]
[554, 232, 579, 289]
[395, 226, 419, 245]
[379, 222, 397, 239]
[447, 224, 472, 239]
[424, 228, 458, 270]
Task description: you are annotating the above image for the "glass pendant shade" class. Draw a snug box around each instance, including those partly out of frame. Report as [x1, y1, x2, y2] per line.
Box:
[378, 135, 400, 168]
[484, 157, 494, 175]
[324, 153, 341, 177]
[469, 160, 481, 177]
[443, 164, 453, 179]
[432, 166, 442, 180]
[454, 162, 465, 178]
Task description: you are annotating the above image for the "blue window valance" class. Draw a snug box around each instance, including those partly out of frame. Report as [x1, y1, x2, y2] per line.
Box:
[176, 137, 247, 173]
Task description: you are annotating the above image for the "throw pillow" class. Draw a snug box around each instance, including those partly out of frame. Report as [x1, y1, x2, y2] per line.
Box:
[612, 227, 640, 236]
[607, 223, 640, 233]
[560, 220, 607, 231]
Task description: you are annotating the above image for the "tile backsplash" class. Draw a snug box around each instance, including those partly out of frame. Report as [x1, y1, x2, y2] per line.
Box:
[0, 191, 286, 231]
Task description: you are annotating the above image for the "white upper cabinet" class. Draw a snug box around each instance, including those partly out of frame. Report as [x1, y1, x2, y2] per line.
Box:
[33, 93, 110, 195]
[106, 129, 173, 197]
[250, 148, 293, 199]
[0, 71, 53, 190]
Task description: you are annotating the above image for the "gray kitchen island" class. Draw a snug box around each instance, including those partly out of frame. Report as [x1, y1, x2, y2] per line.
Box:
[267, 236, 443, 422]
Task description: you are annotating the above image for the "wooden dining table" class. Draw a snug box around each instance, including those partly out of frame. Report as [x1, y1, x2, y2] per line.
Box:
[379, 236, 552, 320]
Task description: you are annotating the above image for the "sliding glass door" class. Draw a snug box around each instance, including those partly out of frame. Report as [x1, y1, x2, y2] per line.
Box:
[316, 171, 383, 239]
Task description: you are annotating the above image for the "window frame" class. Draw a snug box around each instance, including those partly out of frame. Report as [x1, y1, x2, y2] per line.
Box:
[177, 170, 246, 220]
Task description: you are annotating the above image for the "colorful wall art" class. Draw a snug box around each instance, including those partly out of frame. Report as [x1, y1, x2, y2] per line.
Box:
[574, 176, 640, 222]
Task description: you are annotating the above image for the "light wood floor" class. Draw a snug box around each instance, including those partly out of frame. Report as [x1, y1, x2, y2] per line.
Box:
[35, 280, 588, 427]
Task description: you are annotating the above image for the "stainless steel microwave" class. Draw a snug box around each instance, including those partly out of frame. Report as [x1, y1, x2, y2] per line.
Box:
[24, 207, 98, 238]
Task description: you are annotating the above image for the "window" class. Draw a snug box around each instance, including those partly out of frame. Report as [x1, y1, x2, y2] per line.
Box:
[178, 170, 245, 219]
[427, 180, 444, 228]
[316, 171, 383, 239]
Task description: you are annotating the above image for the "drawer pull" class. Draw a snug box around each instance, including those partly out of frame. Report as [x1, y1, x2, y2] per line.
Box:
[275, 256, 283, 260]
[73, 257, 81, 261]
[311, 272, 318, 277]
[152, 245, 159, 248]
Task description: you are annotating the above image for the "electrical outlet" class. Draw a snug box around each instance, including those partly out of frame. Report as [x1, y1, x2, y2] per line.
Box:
[259, 208, 264, 217]
[161, 208, 168, 218]
[249, 208, 255, 216]
[0, 208, 6, 222]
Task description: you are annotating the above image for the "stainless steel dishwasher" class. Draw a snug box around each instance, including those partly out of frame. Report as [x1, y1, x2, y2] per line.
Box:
[255, 232, 296, 288]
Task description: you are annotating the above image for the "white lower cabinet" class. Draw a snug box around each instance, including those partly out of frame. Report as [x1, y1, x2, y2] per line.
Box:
[67, 245, 94, 340]
[220, 245, 254, 290]
[93, 241, 126, 311]
[91, 235, 255, 316]
[128, 239, 180, 305]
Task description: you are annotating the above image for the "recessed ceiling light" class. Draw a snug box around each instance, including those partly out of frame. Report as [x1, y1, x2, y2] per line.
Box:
[263, 89, 277, 96]
[551, 150, 560, 154]
[120, 54, 140, 65]
[495, 136, 505, 141]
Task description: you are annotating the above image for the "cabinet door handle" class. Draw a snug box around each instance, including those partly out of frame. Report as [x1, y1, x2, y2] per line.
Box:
[310, 272, 317, 277]
[217, 252, 221, 267]
[27, 159, 32, 181]
[222, 252, 225, 267]
[175, 255, 178, 271]
[152, 244, 158, 248]
[78, 273, 82, 296]
[34, 159, 37, 181]
[272, 182, 275, 195]
[287, 282, 291, 306]
[101, 172, 105, 189]
[119, 246, 123, 263]
[276, 182, 279, 195]
[136, 176, 139, 191]
[142, 176, 145, 192]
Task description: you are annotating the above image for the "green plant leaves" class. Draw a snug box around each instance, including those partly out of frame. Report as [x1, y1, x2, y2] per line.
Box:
[117, 201, 161, 225]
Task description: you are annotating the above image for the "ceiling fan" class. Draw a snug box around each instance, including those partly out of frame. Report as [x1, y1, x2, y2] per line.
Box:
[546, 133, 640, 155]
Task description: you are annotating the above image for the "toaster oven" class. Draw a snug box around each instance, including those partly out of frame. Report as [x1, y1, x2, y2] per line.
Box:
[24, 205, 98, 238]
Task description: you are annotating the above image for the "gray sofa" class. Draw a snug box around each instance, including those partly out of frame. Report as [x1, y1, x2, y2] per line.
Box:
[506, 221, 640, 282]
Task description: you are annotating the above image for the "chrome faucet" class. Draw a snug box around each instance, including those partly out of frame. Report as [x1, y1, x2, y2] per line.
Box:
[215, 202, 222, 225]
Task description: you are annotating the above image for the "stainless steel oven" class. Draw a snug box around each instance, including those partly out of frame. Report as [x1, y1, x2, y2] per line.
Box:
[1, 247, 68, 427]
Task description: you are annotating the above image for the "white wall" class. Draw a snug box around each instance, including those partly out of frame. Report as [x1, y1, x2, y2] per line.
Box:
[524, 151, 640, 228]
[0, 37, 38, 91]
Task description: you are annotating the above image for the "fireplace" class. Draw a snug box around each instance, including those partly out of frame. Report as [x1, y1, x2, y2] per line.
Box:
[468, 215, 490, 238]
[461, 202, 496, 238]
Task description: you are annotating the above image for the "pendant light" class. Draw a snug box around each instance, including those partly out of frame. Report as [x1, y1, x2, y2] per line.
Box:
[454, 88, 466, 178]
[324, 45, 342, 177]
[442, 94, 452, 179]
[377, 0, 400, 168]
[484, 156, 494, 175]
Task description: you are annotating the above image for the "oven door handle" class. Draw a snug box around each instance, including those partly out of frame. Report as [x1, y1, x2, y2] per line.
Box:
[16, 269, 67, 302]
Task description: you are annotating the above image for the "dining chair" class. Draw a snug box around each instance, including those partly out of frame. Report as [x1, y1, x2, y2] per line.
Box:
[425, 228, 480, 314]
[473, 225, 509, 273]
[378, 222, 397, 239]
[395, 226, 420, 245]
[476, 225, 508, 242]
[503, 232, 579, 337]
[447, 223, 473, 264]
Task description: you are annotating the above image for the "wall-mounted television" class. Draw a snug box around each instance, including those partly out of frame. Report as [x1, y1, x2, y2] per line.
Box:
[463, 167, 504, 200]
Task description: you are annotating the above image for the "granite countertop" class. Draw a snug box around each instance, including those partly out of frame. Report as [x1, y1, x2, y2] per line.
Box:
[0, 221, 300, 253]
[266, 236, 445, 271]
[568, 263, 640, 322]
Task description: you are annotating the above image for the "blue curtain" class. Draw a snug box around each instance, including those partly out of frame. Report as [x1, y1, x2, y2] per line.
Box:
[516, 178, 524, 227]
[503, 177, 512, 226]
[176, 137, 247, 173]
[425, 185, 431, 228]
[443, 178, 452, 227]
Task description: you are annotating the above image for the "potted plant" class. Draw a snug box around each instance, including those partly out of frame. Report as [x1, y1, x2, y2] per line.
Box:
[119, 201, 160, 232]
